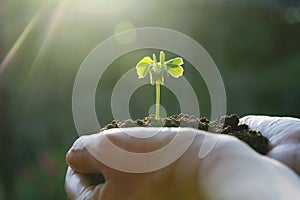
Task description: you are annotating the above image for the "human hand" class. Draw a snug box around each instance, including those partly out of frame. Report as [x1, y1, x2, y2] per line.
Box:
[65, 116, 300, 200]
[240, 115, 300, 175]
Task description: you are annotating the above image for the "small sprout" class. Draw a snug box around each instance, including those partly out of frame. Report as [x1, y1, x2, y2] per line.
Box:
[135, 51, 184, 120]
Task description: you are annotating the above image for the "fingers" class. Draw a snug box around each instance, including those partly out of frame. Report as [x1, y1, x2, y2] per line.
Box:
[65, 167, 106, 200]
[240, 115, 300, 146]
[240, 115, 300, 175]
[66, 136, 104, 174]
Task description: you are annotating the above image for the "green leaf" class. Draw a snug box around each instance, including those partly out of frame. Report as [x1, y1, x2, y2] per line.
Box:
[167, 66, 184, 78]
[165, 57, 183, 68]
[160, 51, 165, 65]
[165, 57, 184, 78]
[153, 54, 157, 65]
[136, 56, 152, 78]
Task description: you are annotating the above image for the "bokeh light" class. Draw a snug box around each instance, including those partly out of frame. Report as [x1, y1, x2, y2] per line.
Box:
[114, 21, 136, 44]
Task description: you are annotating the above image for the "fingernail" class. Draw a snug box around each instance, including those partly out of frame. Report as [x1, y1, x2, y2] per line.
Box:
[66, 150, 74, 165]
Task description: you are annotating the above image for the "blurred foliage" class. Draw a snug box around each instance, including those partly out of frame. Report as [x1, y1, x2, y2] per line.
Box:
[1, 0, 300, 199]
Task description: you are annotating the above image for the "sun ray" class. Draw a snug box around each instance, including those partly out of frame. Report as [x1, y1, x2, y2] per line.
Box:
[0, 8, 42, 76]
[26, 0, 68, 80]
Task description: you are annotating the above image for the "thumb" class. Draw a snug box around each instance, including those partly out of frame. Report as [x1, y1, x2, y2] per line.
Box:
[66, 136, 104, 174]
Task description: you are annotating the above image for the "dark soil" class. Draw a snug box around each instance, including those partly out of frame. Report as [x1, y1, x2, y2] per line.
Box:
[101, 114, 269, 155]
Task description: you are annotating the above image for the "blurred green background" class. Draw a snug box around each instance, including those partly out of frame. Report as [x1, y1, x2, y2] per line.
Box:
[1, 0, 300, 199]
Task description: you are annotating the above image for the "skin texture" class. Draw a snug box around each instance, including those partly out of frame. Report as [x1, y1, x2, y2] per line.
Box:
[240, 115, 300, 175]
[65, 115, 300, 200]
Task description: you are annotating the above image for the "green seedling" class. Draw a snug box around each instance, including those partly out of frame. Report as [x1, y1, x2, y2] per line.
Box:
[135, 51, 184, 120]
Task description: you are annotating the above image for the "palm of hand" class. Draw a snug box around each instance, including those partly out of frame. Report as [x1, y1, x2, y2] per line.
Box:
[65, 116, 300, 200]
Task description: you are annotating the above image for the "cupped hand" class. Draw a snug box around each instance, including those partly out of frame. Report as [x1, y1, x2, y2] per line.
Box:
[65, 116, 300, 200]
[240, 115, 300, 175]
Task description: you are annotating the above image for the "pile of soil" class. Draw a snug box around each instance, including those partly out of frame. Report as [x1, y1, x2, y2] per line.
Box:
[101, 114, 269, 155]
